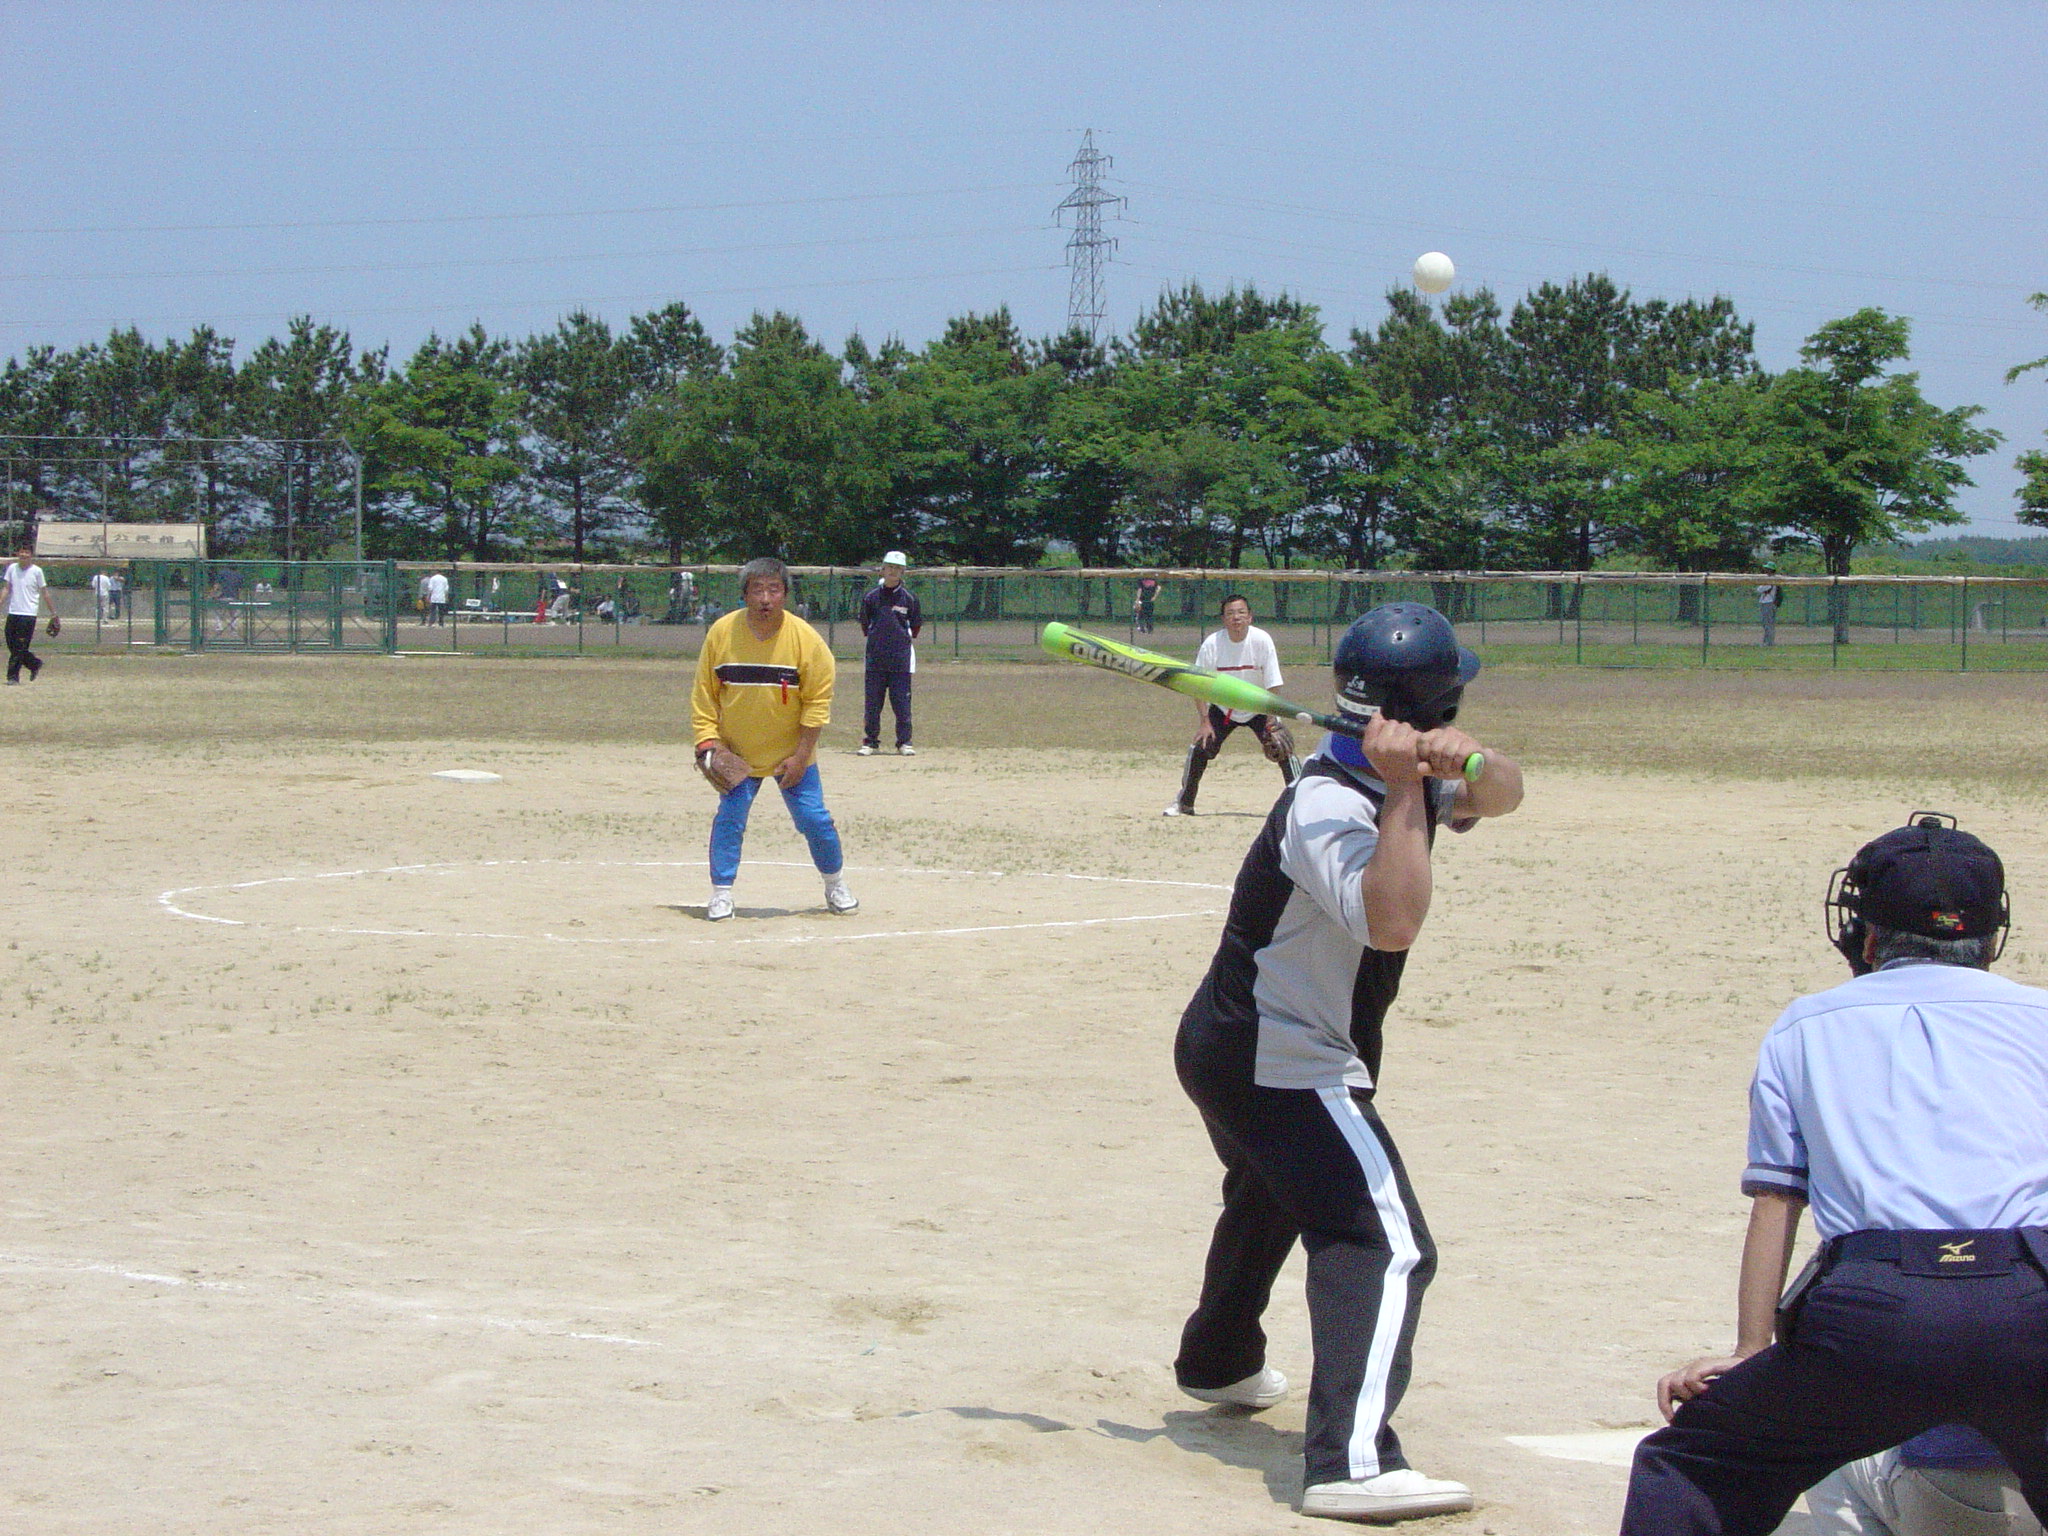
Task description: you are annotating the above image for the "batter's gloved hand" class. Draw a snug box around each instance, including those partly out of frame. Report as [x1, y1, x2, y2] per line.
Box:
[1261, 722, 1296, 765]
[696, 743, 751, 794]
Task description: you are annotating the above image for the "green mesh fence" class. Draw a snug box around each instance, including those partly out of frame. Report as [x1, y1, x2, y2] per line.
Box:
[144, 560, 398, 651]
[22, 563, 2048, 672]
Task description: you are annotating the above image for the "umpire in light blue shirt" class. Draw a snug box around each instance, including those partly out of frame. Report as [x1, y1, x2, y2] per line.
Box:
[1621, 813, 2048, 1536]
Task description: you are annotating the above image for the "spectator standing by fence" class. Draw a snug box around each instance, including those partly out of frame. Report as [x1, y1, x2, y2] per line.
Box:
[424, 570, 450, 626]
[858, 551, 921, 756]
[90, 570, 115, 621]
[1758, 575, 1782, 647]
[1134, 575, 1160, 635]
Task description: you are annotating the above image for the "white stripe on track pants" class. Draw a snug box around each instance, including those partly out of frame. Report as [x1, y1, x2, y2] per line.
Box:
[1175, 1067, 1436, 1486]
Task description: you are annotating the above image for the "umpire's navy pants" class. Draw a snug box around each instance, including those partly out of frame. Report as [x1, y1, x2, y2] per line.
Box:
[862, 668, 912, 748]
[1622, 1237, 2048, 1534]
[1174, 1015, 1436, 1488]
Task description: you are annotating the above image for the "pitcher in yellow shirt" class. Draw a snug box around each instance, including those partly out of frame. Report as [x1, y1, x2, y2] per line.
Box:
[690, 557, 858, 923]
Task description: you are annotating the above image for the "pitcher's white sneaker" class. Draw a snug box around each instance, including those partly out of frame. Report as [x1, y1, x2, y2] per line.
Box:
[705, 889, 735, 922]
[857, 743, 876, 756]
[1162, 801, 1193, 817]
[1300, 1469, 1473, 1522]
[1180, 1366, 1287, 1410]
[824, 880, 859, 914]
[897, 744, 916, 756]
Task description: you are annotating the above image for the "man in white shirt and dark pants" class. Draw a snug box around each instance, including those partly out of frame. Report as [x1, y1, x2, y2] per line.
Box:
[424, 570, 451, 626]
[4, 544, 57, 683]
[1164, 593, 1299, 816]
[1626, 814, 2048, 1535]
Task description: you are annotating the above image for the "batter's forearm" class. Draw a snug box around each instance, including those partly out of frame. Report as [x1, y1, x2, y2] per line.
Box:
[1464, 750, 1524, 818]
[1359, 780, 1433, 950]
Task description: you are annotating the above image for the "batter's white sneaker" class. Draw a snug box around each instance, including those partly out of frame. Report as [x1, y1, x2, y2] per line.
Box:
[857, 743, 876, 756]
[898, 744, 916, 756]
[824, 880, 859, 914]
[1162, 801, 1193, 817]
[1180, 1366, 1287, 1410]
[705, 889, 735, 922]
[1299, 1469, 1473, 1522]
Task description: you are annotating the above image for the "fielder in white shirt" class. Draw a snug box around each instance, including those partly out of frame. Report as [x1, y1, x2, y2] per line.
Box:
[4, 543, 56, 683]
[1164, 594, 1301, 816]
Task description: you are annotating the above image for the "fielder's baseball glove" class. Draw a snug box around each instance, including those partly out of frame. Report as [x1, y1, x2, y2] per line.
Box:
[697, 743, 751, 794]
[1261, 721, 1296, 765]
[46, 614, 59, 637]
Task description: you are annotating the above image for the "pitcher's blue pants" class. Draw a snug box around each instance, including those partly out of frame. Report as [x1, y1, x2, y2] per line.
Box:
[709, 766, 844, 886]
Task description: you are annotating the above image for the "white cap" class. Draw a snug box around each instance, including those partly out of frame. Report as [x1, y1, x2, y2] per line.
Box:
[881, 550, 908, 566]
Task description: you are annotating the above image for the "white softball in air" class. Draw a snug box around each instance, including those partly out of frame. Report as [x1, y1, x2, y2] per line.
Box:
[1412, 251, 1455, 294]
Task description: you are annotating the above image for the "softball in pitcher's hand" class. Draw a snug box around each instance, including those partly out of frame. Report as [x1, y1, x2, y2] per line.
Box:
[697, 743, 751, 794]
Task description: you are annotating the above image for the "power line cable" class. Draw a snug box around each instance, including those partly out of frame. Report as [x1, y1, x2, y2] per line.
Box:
[0, 263, 1067, 334]
[1127, 181, 2040, 294]
[0, 182, 1059, 238]
[0, 223, 1044, 285]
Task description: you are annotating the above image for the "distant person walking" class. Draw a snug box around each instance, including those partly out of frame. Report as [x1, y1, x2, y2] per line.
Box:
[857, 551, 922, 756]
[4, 544, 57, 683]
[210, 564, 244, 637]
[1134, 575, 1160, 635]
[1758, 575, 1782, 648]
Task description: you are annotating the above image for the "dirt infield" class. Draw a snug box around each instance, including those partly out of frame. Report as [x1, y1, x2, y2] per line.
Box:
[5, 656, 2047, 1534]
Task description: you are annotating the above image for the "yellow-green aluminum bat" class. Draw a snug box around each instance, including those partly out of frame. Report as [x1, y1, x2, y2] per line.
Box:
[1040, 622, 1483, 782]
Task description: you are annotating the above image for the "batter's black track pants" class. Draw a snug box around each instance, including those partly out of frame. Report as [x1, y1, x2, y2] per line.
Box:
[5, 614, 41, 682]
[1622, 1234, 2048, 1534]
[1174, 1019, 1436, 1488]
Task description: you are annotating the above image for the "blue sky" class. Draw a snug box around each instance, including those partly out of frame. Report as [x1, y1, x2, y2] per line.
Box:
[3, 1, 2043, 531]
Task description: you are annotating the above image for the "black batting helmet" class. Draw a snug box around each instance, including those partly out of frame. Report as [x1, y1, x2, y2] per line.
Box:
[1333, 602, 1481, 730]
[1825, 811, 2009, 976]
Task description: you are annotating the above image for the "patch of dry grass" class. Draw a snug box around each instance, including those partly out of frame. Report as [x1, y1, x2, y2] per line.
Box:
[10, 653, 2048, 793]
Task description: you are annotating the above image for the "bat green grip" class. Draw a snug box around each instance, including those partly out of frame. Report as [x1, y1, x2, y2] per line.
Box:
[1462, 751, 1485, 783]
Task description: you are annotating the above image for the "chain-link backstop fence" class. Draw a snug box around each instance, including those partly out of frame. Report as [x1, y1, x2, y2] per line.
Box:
[18, 563, 2048, 671]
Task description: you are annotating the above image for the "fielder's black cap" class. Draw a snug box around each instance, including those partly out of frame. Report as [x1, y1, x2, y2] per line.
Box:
[1851, 817, 2006, 940]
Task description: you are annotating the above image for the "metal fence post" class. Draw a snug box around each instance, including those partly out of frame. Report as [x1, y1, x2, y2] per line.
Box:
[382, 560, 398, 652]
[1831, 577, 1841, 669]
[1700, 575, 1710, 666]
[1574, 576, 1584, 664]
[1961, 576, 1970, 672]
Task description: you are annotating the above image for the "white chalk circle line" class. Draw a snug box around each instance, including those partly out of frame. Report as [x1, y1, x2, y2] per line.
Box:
[157, 858, 1229, 946]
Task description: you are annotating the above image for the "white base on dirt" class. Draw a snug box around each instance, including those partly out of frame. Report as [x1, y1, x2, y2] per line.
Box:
[1506, 1429, 1652, 1467]
[430, 769, 502, 783]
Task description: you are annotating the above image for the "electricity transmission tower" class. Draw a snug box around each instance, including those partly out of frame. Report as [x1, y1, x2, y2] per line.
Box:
[1054, 130, 1125, 340]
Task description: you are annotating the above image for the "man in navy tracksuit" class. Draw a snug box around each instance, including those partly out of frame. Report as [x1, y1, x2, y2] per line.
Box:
[1173, 604, 1524, 1524]
[857, 551, 921, 756]
[1626, 815, 2048, 1535]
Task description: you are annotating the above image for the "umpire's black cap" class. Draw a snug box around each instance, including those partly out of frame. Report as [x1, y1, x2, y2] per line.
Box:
[1849, 817, 2007, 941]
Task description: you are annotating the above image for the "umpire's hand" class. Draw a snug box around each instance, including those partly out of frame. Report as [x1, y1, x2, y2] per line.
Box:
[1657, 1353, 1749, 1422]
